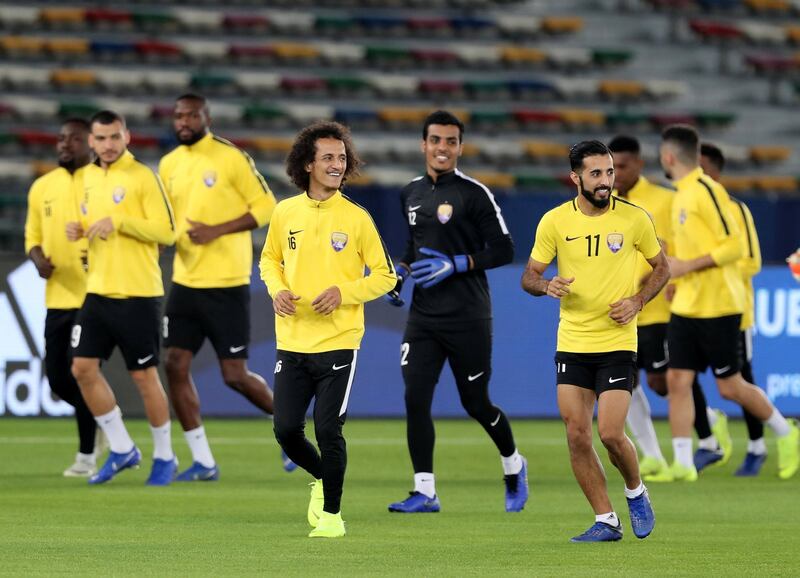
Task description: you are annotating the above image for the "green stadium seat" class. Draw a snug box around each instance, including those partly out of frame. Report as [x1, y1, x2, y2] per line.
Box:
[592, 48, 634, 66]
[694, 111, 737, 127]
[365, 45, 414, 67]
[58, 100, 101, 118]
[470, 110, 515, 130]
[514, 173, 564, 189]
[132, 10, 179, 31]
[315, 15, 355, 33]
[190, 71, 236, 91]
[607, 111, 651, 130]
[464, 80, 511, 100]
[326, 75, 372, 94]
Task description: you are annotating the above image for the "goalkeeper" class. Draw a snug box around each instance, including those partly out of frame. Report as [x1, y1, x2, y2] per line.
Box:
[384, 110, 528, 514]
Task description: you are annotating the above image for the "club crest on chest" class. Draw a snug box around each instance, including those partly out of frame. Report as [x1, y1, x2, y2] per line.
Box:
[112, 186, 126, 204]
[607, 232, 623, 253]
[331, 232, 348, 252]
[203, 170, 217, 187]
[437, 202, 453, 224]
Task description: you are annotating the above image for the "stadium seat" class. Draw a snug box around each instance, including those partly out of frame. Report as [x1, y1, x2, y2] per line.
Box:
[501, 46, 547, 66]
[0, 6, 38, 28]
[412, 48, 459, 66]
[135, 40, 183, 60]
[523, 140, 570, 160]
[365, 45, 414, 67]
[16, 129, 58, 147]
[40, 8, 86, 28]
[190, 71, 237, 93]
[334, 108, 381, 128]
[50, 68, 97, 89]
[146, 70, 192, 93]
[0, 35, 45, 57]
[450, 15, 494, 35]
[753, 175, 798, 192]
[58, 101, 100, 119]
[132, 9, 179, 32]
[419, 78, 464, 97]
[468, 171, 515, 190]
[317, 42, 366, 64]
[493, 14, 542, 36]
[89, 40, 137, 59]
[280, 76, 327, 95]
[470, 110, 515, 131]
[744, 0, 792, 14]
[265, 11, 314, 33]
[690, 20, 744, 41]
[95, 98, 152, 122]
[129, 134, 160, 150]
[179, 39, 228, 62]
[558, 108, 607, 129]
[645, 80, 689, 99]
[223, 13, 270, 31]
[95, 67, 147, 92]
[234, 71, 281, 93]
[407, 17, 452, 35]
[694, 111, 737, 127]
[749, 145, 792, 163]
[272, 42, 320, 60]
[787, 26, 800, 43]
[283, 103, 335, 125]
[475, 139, 526, 162]
[514, 110, 563, 129]
[599, 80, 645, 100]
[46, 37, 90, 57]
[541, 16, 584, 35]
[650, 113, 696, 128]
[366, 73, 418, 96]
[378, 107, 435, 126]
[606, 111, 652, 131]
[172, 8, 225, 30]
[592, 48, 634, 67]
[1, 95, 59, 119]
[745, 53, 797, 74]
[85, 8, 133, 27]
[508, 78, 559, 98]
[719, 176, 757, 193]
[739, 21, 786, 43]
[514, 172, 564, 190]
[546, 47, 593, 68]
[465, 79, 511, 100]
[326, 75, 371, 95]
[242, 103, 288, 125]
[248, 137, 293, 158]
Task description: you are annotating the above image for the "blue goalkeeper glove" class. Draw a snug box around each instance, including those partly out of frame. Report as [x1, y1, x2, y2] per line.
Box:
[410, 247, 469, 289]
[384, 263, 410, 307]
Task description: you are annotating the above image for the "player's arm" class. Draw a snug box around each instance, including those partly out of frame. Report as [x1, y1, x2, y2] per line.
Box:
[24, 181, 54, 278]
[521, 258, 573, 298]
[258, 207, 298, 317]
[385, 192, 413, 306]
[98, 171, 176, 245]
[737, 201, 762, 278]
[333, 216, 397, 310]
[466, 185, 514, 271]
[668, 187, 741, 278]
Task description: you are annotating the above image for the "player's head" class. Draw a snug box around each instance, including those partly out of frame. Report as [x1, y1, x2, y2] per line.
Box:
[700, 142, 725, 181]
[89, 110, 129, 167]
[660, 124, 699, 180]
[174, 93, 210, 146]
[286, 121, 362, 194]
[57, 118, 91, 173]
[569, 140, 614, 209]
[422, 110, 464, 177]
[607, 135, 643, 196]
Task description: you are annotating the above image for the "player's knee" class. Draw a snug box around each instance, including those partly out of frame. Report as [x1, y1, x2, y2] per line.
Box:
[221, 364, 248, 392]
[564, 422, 592, 451]
[404, 389, 432, 416]
[460, 397, 491, 421]
[717, 379, 738, 401]
[71, 358, 97, 384]
[164, 351, 190, 381]
[273, 421, 303, 446]
[647, 374, 667, 396]
[598, 429, 626, 453]
[314, 423, 343, 447]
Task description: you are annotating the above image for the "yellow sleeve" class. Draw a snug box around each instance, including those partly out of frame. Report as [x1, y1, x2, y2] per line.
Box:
[157, 156, 172, 201]
[113, 170, 176, 245]
[530, 211, 556, 264]
[705, 188, 742, 267]
[738, 201, 762, 278]
[233, 149, 276, 227]
[637, 210, 662, 260]
[338, 214, 397, 305]
[24, 179, 43, 254]
[259, 206, 289, 297]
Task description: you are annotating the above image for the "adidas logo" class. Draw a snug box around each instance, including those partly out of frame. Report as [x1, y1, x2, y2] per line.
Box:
[0, 261, 73, 416]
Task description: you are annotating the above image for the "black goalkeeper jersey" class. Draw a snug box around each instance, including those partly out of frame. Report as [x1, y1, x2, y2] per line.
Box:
[399, 169, 514, 323]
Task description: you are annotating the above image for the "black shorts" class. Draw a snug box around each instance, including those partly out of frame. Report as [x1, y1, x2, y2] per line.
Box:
[44, 308, 79, 387]
[72, 294, 161, 371]
[739, 328, 753, 383]
[668, 313, 741, 378]
[163, 283, 250, 358]
[637, 323, 669, 374]
[555, 351, 637, 394]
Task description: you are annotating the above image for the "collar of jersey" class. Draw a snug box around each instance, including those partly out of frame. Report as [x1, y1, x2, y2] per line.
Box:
[184, 131, 215, 152]
[93, 149, 136, 171]
[673, 166, 704, 190]
[303, 189, 342, 208]
[424, 169, 458, 186]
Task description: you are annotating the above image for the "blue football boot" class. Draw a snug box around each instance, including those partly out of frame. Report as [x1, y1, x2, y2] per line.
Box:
[88, 446, 141, 485]
[388, 492, 441, 513]
[176, 461, 219, 482]
[505, 457, 529, 512]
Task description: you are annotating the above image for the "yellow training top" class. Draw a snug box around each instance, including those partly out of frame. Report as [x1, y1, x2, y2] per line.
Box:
[260, 190, 397, 353]
[80, 151, 175, 298]
[531, 196, 662, 353]
[619, 176, 674, 327]
[670, 167, 744, 319]
[729, 196, 761, 330]
[160, 132, 276, 288]
[24, 166, 88, 309]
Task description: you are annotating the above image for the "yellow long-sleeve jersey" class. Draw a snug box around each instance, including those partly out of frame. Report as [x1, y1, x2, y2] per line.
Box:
[159, 132, 276, 288]
[260, 190, 396, 353]
[621, 176, 674, 326]
[81, 151, 175, 298]
[24, 166, 87, 309]
[729, 196, 761, 330]
[671, 167, 744, 318]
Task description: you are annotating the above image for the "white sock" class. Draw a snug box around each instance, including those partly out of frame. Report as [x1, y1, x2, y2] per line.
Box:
[623, 481, 645, 499]
[748, 438, 767, 455]
[626, 386, 664, 461]
[501, 449, 522, 475]
[185, 426, 215, 468]
[707, 407, 718, 427]
[697, 436, 719, 451]
[77, 452, 95, 464]
[596, 512, 619, 527]
[673, 437, 693, 469]
[95, 406, 135, 454]
[150, 421, 174, 461]
[414, 472, 436, 498]
[766, 409, 791, 437]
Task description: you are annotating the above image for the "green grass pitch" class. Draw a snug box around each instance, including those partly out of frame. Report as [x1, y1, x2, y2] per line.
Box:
[0, 418, 796, 577]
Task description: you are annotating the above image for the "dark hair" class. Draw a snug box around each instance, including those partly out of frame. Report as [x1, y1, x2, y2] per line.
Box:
[569, 140, 612, 171]
[607, 134, 640, 155]
[422, 110, 464, 142]
[661, 124, 699, 164]
[285, 121, 362, 191]
[90, 110, 126, 128]
[700, 142, 725, 172]
[175, 92, 209, 111]
[62, 118, 90, 132]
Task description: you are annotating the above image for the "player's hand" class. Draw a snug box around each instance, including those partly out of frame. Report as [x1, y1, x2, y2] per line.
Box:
[667, 256, 690, 279]
[273, 290, 300, 317]
[410, 247, 469, 289]
[609, 295, 643, 325]
[384, 263, 410, 307]
[186, 218, 222, 245]
[86, 217, 114, 240]
[312, 286, 342, 315]
[65, 221, 84, 242]
[32, 253, 55, 279]
[546, 276, 574, 299]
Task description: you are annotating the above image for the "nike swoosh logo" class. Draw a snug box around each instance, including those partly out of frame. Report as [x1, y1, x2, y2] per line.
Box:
[409, 205, 422, 211]
[428, 259, 453, 281]
[332, 363, 350, 371]
[565, 235, 581, 241]
[652, 358, 668, 369]
[713, 365, 731, 375]
[137, 354, 154, 365]
[289, 229, 303, 235]
[490, 413, 501, 427]
[467, 372, 485, 382]
[229, 345, 246, 353]
[608, 377, 627, 383]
